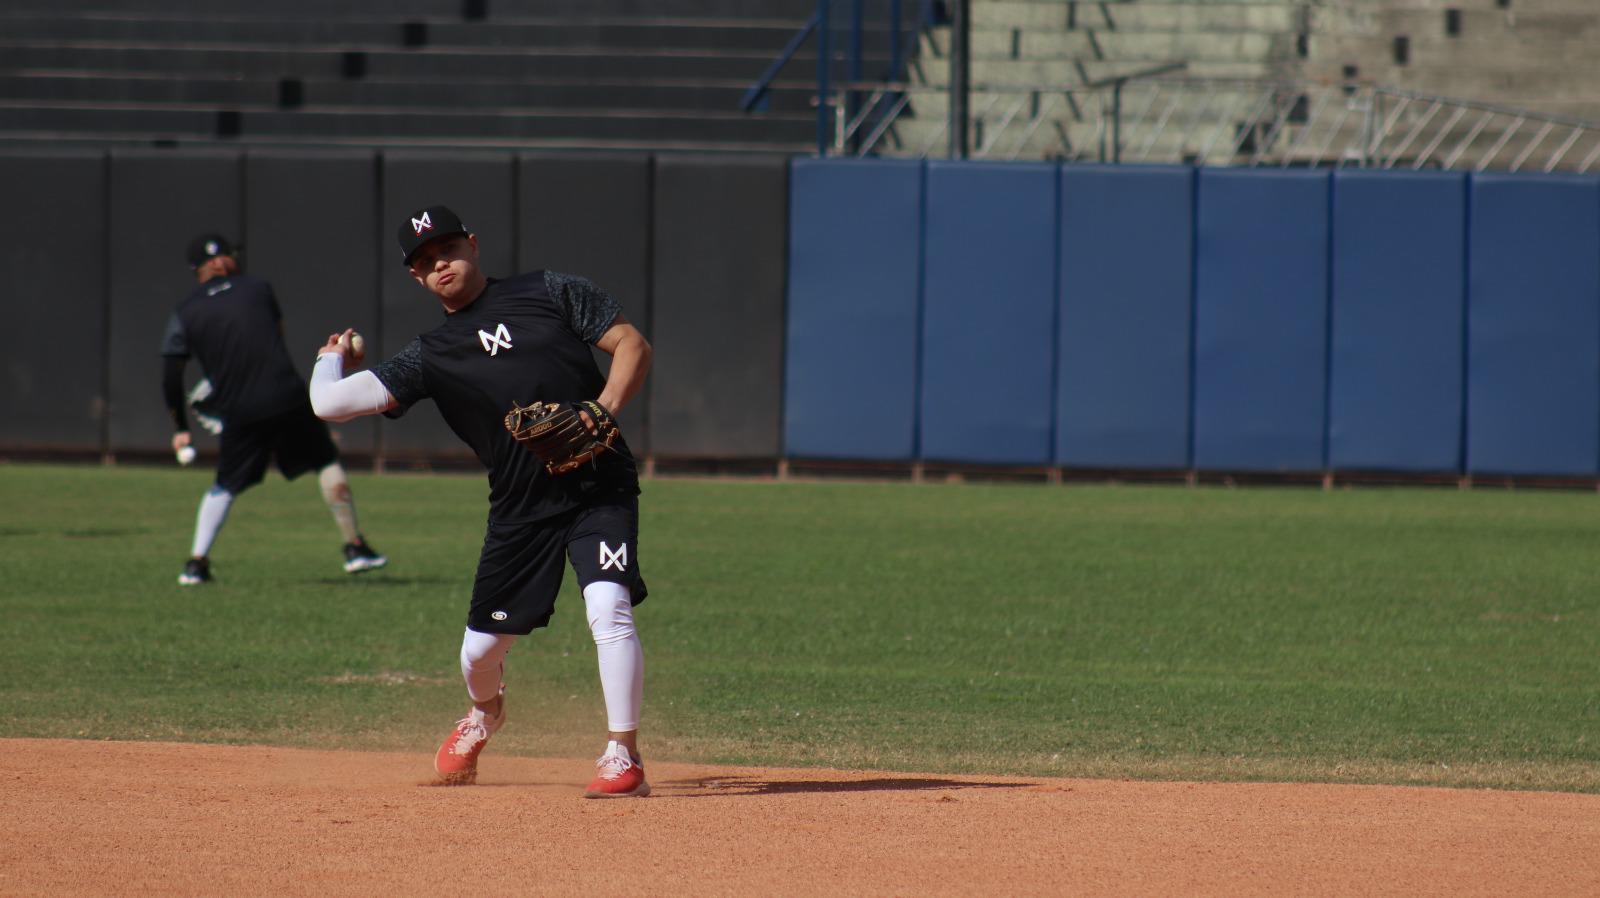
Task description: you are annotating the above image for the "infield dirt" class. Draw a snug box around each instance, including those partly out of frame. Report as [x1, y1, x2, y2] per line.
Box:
[3, 739, 1597, 897]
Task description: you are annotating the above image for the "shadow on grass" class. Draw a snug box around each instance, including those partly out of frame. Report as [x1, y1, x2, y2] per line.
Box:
[62, 527, 150, 538]
[302, 575, 456, 587]
[658, 774, 1036, 797]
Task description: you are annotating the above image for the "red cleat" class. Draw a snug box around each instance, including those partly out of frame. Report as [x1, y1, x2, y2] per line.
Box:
[433, 693, 505, 786]
[584, 741, 651, 798]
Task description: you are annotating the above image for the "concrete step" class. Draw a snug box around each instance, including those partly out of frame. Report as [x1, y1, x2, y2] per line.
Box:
[0, 12, 921, 57]
[1302, 59, 1600, 107]
[0, 41, 887, 82]
[1311, 7, 1600, 41]
[1309, 33, 1600, 68]
[884, 93, 1319, 162]
[0, 128, 814, 154]
[976, 3, 1305, 33]
[878, 114, 1207, 163]
[0, 0, 836, 19]
[886, 106, 1600, 171]
[0, 72, 820, 114]
[1319, 0, 1598, 11]
[907, 85, 1274, 117]
[0, 15, 815, 52]
[0, 101, 816, 144]
[913, 54, 1275, 85]
[3, 0, 458, 14]
[935, 28, 1291, 63]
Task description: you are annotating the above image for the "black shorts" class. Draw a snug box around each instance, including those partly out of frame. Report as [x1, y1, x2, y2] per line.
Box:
[468, 490, 647, 635]
[214, 402, 340, 495]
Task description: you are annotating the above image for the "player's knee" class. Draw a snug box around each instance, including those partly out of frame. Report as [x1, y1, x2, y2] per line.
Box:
[318, 463, 350, 504]
[459, 628, 515, 675]
[583, 581, 635, 646]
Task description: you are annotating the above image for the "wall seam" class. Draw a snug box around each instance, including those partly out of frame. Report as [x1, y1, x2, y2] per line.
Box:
[1321, 172, 1335, 475]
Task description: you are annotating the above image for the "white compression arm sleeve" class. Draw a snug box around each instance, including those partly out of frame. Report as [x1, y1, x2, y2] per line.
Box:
[309, 353, 397, 422]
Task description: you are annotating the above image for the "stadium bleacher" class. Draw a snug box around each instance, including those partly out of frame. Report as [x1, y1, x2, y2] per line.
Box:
[1307, 0, 1600, 121]
[0, 0, 909, 152]
[890, 0, 1600, 164]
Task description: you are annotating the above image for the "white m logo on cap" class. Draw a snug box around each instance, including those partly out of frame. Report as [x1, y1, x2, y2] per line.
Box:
[478, 323, 512, 356]
[411, 212, 433, 235]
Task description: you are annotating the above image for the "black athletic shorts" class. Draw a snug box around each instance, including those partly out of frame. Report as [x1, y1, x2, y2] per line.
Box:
[468, 489, 647, 635]
[214, 401, 340, 495]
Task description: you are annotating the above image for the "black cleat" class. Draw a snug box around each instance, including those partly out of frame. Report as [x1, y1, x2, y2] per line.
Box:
[343, 539, 388, 574]
[178, 557, 212, 586]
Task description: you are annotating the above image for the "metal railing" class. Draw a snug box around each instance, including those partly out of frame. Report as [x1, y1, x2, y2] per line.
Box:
[741, 0, 918, 156]
[831, 78, 1600, 172]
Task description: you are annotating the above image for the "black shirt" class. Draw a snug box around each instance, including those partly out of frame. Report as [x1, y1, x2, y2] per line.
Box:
[160, 274, 308, 427]
[372, 270, 639, 524]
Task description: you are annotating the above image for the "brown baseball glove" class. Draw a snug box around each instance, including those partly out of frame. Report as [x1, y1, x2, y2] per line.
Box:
[504, 399, 620, 475]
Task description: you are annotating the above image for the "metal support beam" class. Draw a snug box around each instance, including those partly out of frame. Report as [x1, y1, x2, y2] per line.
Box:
[1112, 81, 1122, 163]
[817, 0, 832, 156]
[949, 0, 970, 158]
[850, 0, 863, 153]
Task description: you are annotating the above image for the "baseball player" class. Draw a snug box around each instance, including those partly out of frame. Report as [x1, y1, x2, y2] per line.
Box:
[307, 205, 654, 798]
[161, 233, 388, 586]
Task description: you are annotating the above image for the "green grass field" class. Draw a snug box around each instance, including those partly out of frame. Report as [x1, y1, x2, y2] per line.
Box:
[1, 462, 1596, 792]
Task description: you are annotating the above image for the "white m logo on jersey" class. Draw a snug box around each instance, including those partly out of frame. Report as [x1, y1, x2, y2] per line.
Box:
[411, 211, 433, 235]
[599, 541, 627, 572]
[478, 323, 512, 356]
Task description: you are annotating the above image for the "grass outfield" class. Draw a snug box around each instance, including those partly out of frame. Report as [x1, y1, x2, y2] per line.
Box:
[1, 462, 1596, 792]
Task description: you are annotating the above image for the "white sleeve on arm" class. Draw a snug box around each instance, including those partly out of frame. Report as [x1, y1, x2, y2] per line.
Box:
[309, 353, 397, 422]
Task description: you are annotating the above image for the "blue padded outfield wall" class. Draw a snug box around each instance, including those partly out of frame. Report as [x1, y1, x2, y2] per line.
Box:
[1193, 169, 1330, 472]
[785, 158, 922, 460]
[1057, 165, 1193, 469]
[9, 151, 1600, 479]
[1467, 174, 1600, 477]
[920, 162, 1059, 465]
[785, 160, 1600, 477]
[1328, 171, 1466, 473]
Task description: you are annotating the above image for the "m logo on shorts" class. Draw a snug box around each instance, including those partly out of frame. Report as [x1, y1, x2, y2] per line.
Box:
[478, 323, 512, 356]
[491, 610, 508, 621]
[599, 541, 627, 572]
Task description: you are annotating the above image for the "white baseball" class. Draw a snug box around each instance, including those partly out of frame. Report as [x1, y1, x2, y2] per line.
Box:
[176, 445, 197, 466]
[339, 331, 366, 362]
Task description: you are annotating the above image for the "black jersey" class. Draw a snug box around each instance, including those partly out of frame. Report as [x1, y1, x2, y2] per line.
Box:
[160, 274, 308, 427]
[372, 270, 639, 524]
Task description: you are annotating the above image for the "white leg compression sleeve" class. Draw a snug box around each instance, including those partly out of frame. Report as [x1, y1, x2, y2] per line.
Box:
[459, 628, 517, 704]
[317, 463, 361, 544]
[190, 487, 234, 558]
[584, 581, 643, 733]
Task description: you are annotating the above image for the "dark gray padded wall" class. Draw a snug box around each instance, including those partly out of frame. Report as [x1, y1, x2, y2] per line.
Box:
[0, 151, 108, 452]
[244, 149, 381, 455]
[649, 155, 787, 458]
[107, 150, 242, 454]
[517, 152, 653, 454]
[379, 151, 516, 458]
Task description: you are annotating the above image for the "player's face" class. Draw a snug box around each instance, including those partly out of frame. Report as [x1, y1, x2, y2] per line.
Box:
[196, 254, 239, 282]
[408, 234, 483, 309]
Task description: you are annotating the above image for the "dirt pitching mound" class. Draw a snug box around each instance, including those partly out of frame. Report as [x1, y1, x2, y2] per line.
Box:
[3, 739, 1596, 897]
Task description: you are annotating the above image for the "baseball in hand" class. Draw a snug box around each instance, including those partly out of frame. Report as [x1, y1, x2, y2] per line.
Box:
[340, 331, 367, 363]
[176, 445, 197, 466]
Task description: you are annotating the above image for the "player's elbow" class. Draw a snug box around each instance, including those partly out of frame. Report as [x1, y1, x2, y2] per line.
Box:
[628, 332, 653, 374]
[309, 386, 348, 422]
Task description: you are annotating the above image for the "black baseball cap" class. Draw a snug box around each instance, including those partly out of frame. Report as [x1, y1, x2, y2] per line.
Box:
[187, 233, 239, 268]
[397, 204, 470, 266]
